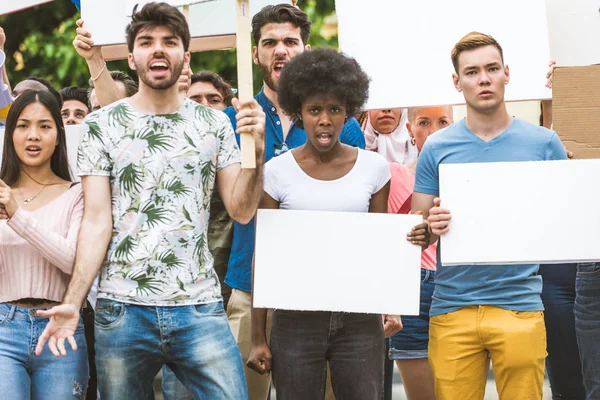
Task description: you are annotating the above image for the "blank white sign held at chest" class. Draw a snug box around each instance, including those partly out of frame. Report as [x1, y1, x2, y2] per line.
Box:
[439, 159, 600, 266]
[253, 209, 422, 315]
[336, 0, 552, 109]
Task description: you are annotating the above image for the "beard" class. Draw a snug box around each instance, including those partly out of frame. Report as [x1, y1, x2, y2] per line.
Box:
[257, 56, 280, 92]
[136, 57, 184, 91]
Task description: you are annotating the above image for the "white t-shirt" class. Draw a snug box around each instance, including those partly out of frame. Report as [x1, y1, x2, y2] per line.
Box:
[264, 148, 391, 212]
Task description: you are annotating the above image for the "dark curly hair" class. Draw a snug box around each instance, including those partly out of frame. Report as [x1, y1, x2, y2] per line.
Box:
[277, 48, 370, 125]
[126, 2, 190, 52]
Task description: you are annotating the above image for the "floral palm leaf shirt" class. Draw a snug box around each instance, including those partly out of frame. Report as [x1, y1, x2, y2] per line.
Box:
[77, 98, 240, 305]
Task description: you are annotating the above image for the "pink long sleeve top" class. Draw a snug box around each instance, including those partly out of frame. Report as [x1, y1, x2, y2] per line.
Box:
[0, 185, 84, 303]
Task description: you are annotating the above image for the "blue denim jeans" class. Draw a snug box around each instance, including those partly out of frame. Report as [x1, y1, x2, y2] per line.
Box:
[0, 303, 89, 399]
[270, 310, 384, 400]
[575, 262, 600, 400]
[94, 299, 247, 400]
[540, 264, 586, 399]
[162, 364, 194, 400]
[390, 269, 435, 360]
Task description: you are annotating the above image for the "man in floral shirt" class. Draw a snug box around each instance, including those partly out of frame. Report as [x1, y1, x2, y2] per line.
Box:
[36, 3, 265, 399]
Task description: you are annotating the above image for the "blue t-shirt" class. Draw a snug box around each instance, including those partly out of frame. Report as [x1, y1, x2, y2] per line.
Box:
[415, 117, 567, 316]
[224, 89, 366, 293]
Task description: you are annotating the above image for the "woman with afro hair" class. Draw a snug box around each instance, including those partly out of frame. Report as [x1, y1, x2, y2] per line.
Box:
[247, 48, 429, 399]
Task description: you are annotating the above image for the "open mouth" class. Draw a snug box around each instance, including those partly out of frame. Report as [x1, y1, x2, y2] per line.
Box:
[316, 133, 332, 145]
[25, 145, 41, 156]
[273, 61, 286, 77]
[149, 61, 169, 75]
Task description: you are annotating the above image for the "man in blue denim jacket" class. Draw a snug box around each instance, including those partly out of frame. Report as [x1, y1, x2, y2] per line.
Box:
[222, 4, 365, 400]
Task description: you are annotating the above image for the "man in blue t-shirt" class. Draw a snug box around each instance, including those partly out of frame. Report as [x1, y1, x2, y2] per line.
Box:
[412, 32, 567, 400]
[222, 5, 365, 399]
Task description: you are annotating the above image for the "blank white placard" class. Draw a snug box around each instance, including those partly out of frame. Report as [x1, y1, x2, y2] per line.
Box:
[0, 125, 81, 180]
[254, 209, 422, 315]
[81, 0, 290, 47]
[546, 0, 600, 66]
[439, 160, 600, 266]
[336, 0, 552, 109]
[65, 125, 82, 180]
[0, 0, 54, 16]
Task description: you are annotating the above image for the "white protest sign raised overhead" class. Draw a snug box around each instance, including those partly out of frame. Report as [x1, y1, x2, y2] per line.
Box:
[545, 0, 600, 66]
[81, 0, 290, 47]
[253, 209, 422, 315]
[439, 159, 600, 266]
[0, 0, 54, 15]
[336, 0, 552, 109]
[0, 125, 81, 180]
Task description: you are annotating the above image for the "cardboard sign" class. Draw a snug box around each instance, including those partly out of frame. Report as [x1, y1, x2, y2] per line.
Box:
[552, 65, 600, 159]
[253, 209, 422, 315]
[0, 125, 81, 180]
[439, 159, 600, 266]
[0, 0, 54, 16]
[545, 0, 600, 66]
[336, 0, 552, 109]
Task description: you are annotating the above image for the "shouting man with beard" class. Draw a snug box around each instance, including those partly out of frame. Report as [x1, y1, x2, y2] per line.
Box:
[223, 5, 366, 399]
[34, 3, 266, 399]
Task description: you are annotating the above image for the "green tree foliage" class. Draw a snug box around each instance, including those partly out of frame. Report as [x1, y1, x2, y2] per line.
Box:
[0, 0, 337, 94]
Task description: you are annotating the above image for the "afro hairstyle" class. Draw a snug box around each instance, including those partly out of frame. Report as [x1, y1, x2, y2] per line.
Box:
[277, 48, 369, 126]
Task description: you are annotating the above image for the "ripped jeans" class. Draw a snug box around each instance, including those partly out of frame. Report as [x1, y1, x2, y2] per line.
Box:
[0, 303, 89, 399]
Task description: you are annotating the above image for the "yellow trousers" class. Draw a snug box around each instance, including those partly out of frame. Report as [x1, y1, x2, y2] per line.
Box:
[429, 305, 546, 400]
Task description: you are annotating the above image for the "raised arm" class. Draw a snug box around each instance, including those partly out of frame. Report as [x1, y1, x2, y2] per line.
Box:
[0, 26, 12, 94]
[217, 98, 266, 224]
[246, 191, 279, 375]
[73, 19, 122, 108]
[36, 176, 113, 357]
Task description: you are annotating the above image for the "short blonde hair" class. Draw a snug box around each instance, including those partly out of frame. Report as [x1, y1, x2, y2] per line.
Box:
[451, 32, 504, 73]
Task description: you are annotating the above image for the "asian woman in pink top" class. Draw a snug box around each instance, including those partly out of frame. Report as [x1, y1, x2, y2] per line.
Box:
[0, 91, 87, 398]
[388, 105, 453, 400]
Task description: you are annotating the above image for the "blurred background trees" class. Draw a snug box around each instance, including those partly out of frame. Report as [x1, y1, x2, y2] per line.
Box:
[0, 0, 339, 92]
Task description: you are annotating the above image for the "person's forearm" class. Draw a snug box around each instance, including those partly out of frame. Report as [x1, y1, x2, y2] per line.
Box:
[1, 63, 9, 94]
[1, 43, 11, 94]
[63, 212, 112, 307]
[429, 231, 439, 246]
[251, 306, 268, 345]
[228, 158, 264, 224]
[87, 55, 121, 107]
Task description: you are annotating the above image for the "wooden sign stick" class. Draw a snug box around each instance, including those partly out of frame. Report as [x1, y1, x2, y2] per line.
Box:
[236, 0, 256, 169]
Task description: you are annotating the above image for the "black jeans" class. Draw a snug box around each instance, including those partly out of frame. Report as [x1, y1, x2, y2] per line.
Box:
[270, 310, 384, 400]
[540, 264, 586, 400]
